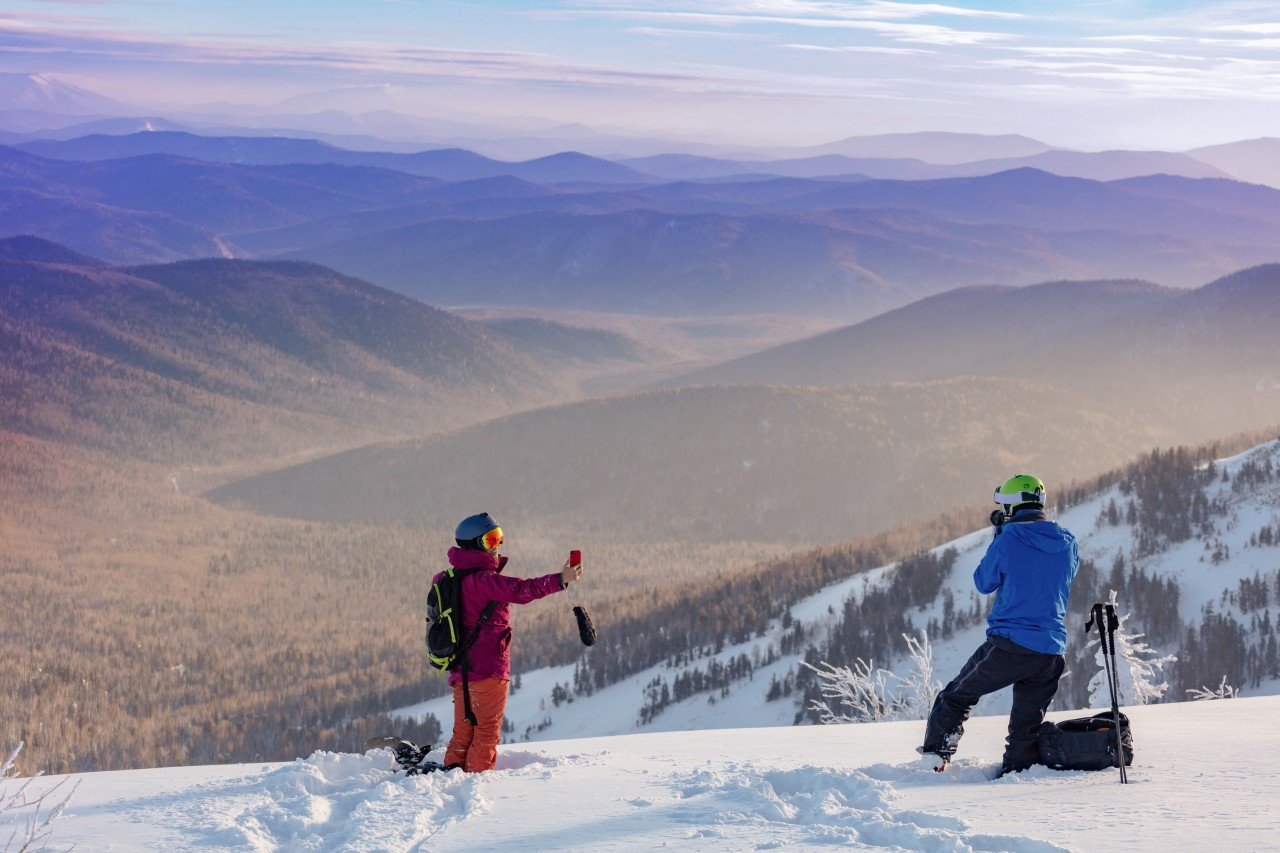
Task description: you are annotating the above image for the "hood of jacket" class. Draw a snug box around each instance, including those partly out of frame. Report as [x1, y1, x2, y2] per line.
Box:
[1001, 519, 1076, 555]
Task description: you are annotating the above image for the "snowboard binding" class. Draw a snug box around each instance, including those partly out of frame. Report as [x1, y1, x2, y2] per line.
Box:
[365, 736, 448, 775]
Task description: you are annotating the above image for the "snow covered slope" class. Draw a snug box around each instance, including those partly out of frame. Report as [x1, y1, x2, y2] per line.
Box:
[399, 439, 1280, 742]
[7, 696, 1277, 851]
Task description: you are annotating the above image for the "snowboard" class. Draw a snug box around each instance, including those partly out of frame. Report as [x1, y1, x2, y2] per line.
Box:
[365, 736, 448, 775]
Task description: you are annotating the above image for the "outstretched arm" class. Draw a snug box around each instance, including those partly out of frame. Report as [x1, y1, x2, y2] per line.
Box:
[470, 570, 563, 605]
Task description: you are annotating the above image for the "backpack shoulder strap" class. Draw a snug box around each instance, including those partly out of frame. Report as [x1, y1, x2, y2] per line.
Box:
[457, 599, 499, 726]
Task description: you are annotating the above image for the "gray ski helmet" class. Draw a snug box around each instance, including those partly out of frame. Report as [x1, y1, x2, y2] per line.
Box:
[455, 512, 500, 549]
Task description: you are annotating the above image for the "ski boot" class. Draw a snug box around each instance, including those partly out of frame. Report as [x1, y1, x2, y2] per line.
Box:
[916, 730, 962, 772]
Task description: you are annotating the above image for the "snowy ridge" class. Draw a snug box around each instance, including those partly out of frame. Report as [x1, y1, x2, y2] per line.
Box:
[398, 438, 1280, 741]
[8, 697, 1280, 850]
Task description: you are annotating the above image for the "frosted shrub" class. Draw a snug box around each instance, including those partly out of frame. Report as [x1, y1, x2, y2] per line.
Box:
[805, 631, 942, 724]
[2, 742, 78, 853]
[894, 632, 941, 720]
[1088, 591, 1177, 708]
[1186, 675, 1238, 700]
[805, 658, 897, 724]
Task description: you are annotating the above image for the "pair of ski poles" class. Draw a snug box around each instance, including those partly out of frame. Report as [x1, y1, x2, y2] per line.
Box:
[1086, 602, 1128, 784]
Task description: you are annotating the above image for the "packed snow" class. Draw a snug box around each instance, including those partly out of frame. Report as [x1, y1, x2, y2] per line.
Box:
[6, 696, 1277, 851]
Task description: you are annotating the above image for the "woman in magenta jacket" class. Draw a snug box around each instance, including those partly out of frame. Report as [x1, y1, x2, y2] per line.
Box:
[437, 512, 582, 772]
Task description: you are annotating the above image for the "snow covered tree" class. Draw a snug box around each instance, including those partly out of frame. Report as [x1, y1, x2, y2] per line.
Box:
[804, 631, 941, 724]
[1088, 591, 1177, 707]
[1186, 675, 1238, 700]
[2, 742, 77, 853]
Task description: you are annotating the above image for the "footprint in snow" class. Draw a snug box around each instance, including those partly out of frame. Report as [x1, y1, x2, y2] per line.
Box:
[669, 761, 1068, 851]
[131, 747, 576, 852]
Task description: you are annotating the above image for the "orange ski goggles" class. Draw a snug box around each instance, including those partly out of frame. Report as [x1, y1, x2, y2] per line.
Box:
[481, 527, 504, 550]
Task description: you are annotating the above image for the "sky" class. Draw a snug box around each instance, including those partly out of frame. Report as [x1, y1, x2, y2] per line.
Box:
[2, 1, 1279, 150]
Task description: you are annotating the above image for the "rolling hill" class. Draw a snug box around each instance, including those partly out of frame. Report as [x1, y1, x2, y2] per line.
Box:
[0, 238, 574, 462]
[1188, 137, 1280, 189]
[205, 377, 1148, 542]
[945, 149, 1229, 182]
[789, 130, 1058, 163]
[0, 188, 225, 263]
[0, 146, 445, 235]
[776, 169, 1280, 247]
[622, 148, 1230, 184]
[665, 264, 1280, 442]
[664, 277, 1179, 387]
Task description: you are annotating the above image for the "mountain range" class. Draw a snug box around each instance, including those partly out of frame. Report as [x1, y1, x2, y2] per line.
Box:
[622, 149, 1228, 184]
[5, 127, 1280, 319]
[16, 129, 1239, 185]
[15, 132, 653, 184]
[276, 170, 1280, 315]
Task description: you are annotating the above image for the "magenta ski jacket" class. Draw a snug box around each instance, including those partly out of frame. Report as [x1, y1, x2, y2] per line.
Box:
[434, 547, 564, 687]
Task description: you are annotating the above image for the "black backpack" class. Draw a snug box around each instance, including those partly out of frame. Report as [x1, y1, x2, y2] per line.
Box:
[425, 568, 497, 724]
[1038, 712, 1134, 771]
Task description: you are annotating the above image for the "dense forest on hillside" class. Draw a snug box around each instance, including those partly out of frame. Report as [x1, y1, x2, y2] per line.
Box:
[209, 378, 1150, 543]
[0, 253, 577, 465]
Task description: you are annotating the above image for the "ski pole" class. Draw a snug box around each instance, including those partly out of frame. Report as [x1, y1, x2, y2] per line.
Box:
[1104, 603, 1128, 783]
[1086, 603, 1127, 784]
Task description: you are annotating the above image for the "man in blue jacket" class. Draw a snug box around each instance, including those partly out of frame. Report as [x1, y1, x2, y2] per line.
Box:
[919, 474, 1079, 775]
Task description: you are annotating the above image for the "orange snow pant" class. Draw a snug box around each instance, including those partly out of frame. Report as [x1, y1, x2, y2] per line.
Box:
[445, 677, 509, 772]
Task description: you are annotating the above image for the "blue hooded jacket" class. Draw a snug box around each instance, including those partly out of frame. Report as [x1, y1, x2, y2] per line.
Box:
[974, 508, 1079, 655]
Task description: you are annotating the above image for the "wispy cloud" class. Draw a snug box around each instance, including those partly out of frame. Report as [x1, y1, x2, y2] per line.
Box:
[1213, 22, 1280, 35]
[626, 25, 770, 40]
[778, 42, 934, 55]
[1085, 35, 1196, 44]
[567, 1, 1023, 22]
[0, 19, 869, 100]
[540, 3, 1019, 45]
[0, 10, 121, 27]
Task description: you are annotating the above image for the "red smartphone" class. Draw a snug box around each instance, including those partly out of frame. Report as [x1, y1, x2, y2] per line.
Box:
[569, 549, 581, 568]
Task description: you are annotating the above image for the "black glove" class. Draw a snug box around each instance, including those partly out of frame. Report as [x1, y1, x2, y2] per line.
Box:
[574, 605, 597, 646]
[990, 509, 1007, 534]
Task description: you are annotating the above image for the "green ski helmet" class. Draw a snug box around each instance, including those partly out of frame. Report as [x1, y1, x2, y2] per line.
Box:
[994, 474, 1046, 513]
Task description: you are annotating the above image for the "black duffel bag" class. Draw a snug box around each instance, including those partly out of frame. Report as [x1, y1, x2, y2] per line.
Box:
[1037, 712, 1133, 771]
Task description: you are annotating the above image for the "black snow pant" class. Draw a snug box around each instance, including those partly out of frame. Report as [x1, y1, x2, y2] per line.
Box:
[922, 635, 1065, 773]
